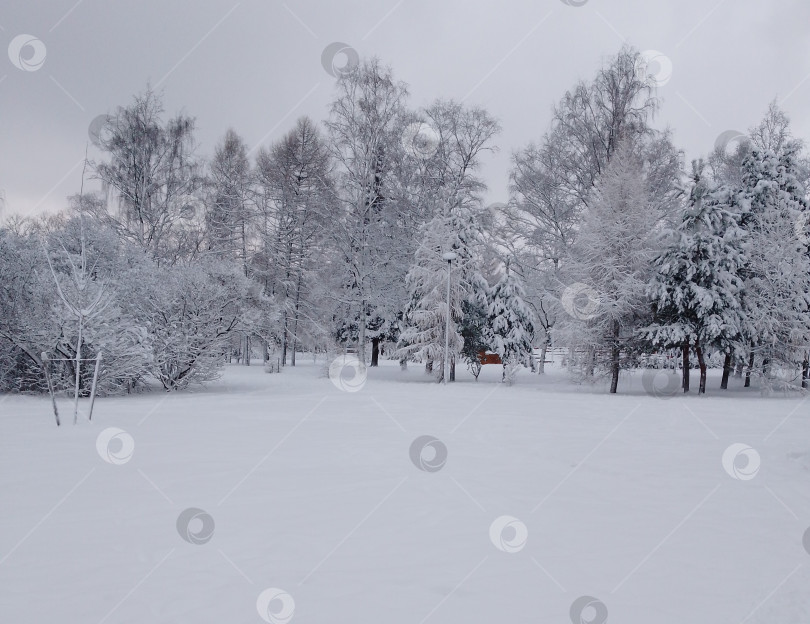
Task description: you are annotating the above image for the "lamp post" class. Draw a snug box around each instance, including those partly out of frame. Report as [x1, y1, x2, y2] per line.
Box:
[441, 251, 457, 384]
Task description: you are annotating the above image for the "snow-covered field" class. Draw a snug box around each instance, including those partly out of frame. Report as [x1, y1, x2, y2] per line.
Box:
[1, 360, 809, 623]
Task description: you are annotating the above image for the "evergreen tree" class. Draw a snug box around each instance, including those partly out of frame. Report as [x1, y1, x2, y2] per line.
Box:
[487, 263, 535, 383]
[737, 142, 810, 390]
[459, 298, 490, 380]
[396, 208, 488, 381]
[646, 160, 748, 394]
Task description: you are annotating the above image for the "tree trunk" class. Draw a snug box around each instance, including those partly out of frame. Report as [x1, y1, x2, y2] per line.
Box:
[281, 310, 288, 366]
[537, 342, 547, 374]
[682, 343, 690, 393]
[244, 335, 251, 366]
[357, 301, 366, 365]
[695, 345, 707, 395]
[262, 340, 269, 363]
[734, 358, 744, 378]
[609, 321, 620, 394]
[425, 361, 433, 374]
[744, 352, 754, 388]
[291, 269, 303, 367]
[371, 337, 380, 367]
[450, 358, 455, 382]
[720, 352, 732, 390]
[586, 346, 595, 379]
[802, 355, 809, 390]
[41, 352, 60, 426]
[400, 358, 407, 371]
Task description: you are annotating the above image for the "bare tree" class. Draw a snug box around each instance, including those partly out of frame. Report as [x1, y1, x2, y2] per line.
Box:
[207, 128, 253, 273]
[255, 117, 332, 365]
[93, 87, 204, 263]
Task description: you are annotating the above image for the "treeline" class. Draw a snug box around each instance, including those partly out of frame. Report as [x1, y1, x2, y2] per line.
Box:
[1, 46, 808, 395]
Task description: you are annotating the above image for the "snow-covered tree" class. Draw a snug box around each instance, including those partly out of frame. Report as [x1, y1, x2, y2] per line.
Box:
[645, 160, 748, 394]
[206, 128, 253, 272]
[397, 100, 499, 379]
[558, 141, 659, 393]
[0, 214, 153, 397]
[487, 264, 535, 383]
[323, 58, 409, 363]
[127, 258, 254, 390]
[92, 87, 205, 263]
[498, 46, 681, 375]
[397, 215, 464, 381]
[737, 140, 810, 391]
[255, 117, 331, 366]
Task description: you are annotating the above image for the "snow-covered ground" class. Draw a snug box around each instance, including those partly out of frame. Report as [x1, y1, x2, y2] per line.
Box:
[1, 360, 808, 623]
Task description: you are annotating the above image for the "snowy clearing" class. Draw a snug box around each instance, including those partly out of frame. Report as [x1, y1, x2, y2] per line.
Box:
[1, 361, 809, 623]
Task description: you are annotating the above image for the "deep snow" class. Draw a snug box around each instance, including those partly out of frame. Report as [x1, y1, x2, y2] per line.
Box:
[1, 360, 809, 623]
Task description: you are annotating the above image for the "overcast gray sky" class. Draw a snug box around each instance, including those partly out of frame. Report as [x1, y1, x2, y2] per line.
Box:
[2, 0, 809, 217]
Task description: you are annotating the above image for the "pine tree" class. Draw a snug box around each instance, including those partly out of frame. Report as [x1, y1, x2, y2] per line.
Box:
[737, 142, 810, 390]
[487, 263, 535, 383]
[646, 160, 748, 394]
[396, 208, 489, 381]
[459, 298, 490, 380]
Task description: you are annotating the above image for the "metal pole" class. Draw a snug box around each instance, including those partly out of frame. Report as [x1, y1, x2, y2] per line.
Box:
[444, 258, 451, 385]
